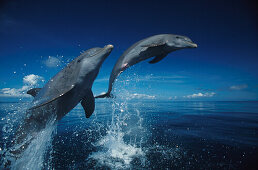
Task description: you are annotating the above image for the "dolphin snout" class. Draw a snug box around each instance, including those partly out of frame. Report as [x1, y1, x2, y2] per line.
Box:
[187, 42, 197, 48]
[104, 44, 114, 49]
[191, 43, 198, 48]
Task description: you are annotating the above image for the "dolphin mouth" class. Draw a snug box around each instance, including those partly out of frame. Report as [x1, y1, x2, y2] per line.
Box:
[104, 44, 114, 49]
[188, 42, 198, 48]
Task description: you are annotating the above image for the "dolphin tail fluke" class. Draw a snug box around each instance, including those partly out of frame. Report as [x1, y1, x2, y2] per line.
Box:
[95, 92, 113, 98]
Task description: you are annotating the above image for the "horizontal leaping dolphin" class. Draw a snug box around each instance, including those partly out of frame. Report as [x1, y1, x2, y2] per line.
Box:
[10, 44, 114, 156]
[95, 34, 197, 98]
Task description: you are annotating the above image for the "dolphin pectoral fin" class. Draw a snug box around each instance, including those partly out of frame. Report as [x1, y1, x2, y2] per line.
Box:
[149, 53, 167, 64]
[141, 42, 165, 48]
[27, 88, 42, 97]
[95, 92, 113, 98]
[81, 90, 95, 118]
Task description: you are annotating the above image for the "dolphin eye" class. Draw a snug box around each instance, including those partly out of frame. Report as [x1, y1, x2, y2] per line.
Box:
[176, 36, 180, 39]
[77, 59, 81, 63]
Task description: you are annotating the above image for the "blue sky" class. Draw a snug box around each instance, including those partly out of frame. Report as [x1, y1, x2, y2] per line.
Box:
[0, 0, 257, 101]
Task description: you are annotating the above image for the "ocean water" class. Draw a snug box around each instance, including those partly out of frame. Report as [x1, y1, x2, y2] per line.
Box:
[0, 99, 258, 169]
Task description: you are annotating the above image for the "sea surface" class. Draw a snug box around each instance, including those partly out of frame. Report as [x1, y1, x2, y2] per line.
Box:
[0, 100, 257, 169]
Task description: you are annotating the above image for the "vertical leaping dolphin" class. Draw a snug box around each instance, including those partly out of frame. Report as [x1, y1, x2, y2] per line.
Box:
[10, 44, 114, 156]
[95, 34, 197, 98]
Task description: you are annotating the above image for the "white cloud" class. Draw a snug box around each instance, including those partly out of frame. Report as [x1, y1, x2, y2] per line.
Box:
[23, 74, 44, 86]
[184, 92, 216, 99]
[138, 74, 186, 83]
[1, 87, 28, 97]
[0, 74, 44, 98]
[95, 74, 186, 84]
[44, 56, 61, 68]
[129, 93, 156, 99]
[168, 96, 177, 100]
[230, 84, 248, 90]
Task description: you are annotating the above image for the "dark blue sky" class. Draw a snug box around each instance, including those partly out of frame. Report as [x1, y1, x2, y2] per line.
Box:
[0, 0, 257, 101]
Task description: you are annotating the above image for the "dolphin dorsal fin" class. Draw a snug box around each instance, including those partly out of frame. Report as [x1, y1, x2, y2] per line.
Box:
[81, 90, 95, 118]
[27, 88, 42, 97]
[149, 53, 167, 64]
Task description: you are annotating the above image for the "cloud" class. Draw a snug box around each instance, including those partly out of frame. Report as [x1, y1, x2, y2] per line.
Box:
[230, 84, 248, 90]
[129, 93, 156, 99]
[123, 74, 186, 84]
[184, 92, 216, 99]
[44, 56, 61, 68]
[95, 74, 186, 84]
[1, 87, 29, 97]
[23, 74, 44, 85]
[0, 74, 44, 98]
[168, 96, 177, 100]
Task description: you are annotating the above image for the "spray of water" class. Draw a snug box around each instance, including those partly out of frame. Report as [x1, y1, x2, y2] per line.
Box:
[86, 72, 148, 169]
[11, 118, 56, 170]
[0, 103, 27, 168]
[0, 103, 57, 170]
[87, 99, 146, 169]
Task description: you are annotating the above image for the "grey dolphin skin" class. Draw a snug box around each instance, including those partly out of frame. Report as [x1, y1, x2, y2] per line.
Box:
[95, 34, 197, 98]
[10, 44, 113, 156]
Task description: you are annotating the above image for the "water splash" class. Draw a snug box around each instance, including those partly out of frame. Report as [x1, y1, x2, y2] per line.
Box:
[11, 119, 56, 170]
[0, 103, 57, 169]
[0, 103, 27, 167]
[87, 97, 147, 169]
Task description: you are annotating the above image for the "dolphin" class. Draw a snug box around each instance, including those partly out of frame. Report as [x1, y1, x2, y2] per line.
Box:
[95, 34, 197, 98]
[10, 44, 114, 156]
